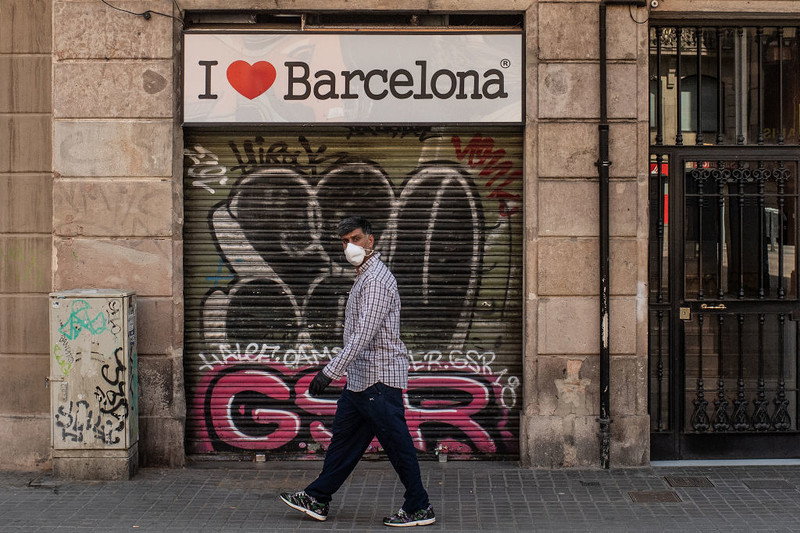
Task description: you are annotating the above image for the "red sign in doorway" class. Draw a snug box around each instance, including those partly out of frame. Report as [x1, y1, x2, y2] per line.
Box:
[650, 162, 669, 224]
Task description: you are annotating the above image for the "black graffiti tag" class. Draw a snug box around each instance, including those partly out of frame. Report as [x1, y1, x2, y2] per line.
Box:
[94, 347, 128, 435]
[229, 135, 349, 175]
[55, 400, 102, 443]
[203, 138, 485, 351]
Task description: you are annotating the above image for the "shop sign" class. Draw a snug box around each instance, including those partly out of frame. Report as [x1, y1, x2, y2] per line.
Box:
[183, 33, 523, 124]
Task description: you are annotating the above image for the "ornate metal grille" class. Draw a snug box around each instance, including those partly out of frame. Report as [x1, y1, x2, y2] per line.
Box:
[681, 159, 797, 434]
[650, 24, 800, 453]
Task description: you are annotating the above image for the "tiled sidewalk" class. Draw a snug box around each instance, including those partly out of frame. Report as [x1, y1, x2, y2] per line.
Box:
[2, 460, 800, 531]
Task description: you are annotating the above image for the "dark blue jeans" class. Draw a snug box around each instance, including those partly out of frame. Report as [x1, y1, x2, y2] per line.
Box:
[304, 382, 430, 513]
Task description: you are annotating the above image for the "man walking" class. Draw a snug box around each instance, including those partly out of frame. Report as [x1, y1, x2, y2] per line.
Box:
[280, 216, 435, 527]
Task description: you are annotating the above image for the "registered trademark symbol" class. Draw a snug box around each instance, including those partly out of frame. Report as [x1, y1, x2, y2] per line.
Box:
[500, 59, 511, 69]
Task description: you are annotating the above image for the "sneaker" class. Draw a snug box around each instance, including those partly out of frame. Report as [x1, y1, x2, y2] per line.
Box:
[383, 505, 436, 527]
[279, 490, 329, 521]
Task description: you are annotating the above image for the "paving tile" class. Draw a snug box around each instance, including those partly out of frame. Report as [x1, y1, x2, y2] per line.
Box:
[2, 464, 800, 530]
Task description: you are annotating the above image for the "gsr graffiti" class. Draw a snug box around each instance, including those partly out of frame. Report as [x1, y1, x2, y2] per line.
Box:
[189, 362, 517, 457]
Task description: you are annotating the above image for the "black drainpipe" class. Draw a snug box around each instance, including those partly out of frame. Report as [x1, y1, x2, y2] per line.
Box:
[596, 0, 647, 469]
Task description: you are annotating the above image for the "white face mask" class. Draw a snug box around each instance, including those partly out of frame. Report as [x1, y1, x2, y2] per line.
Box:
[344, 242, 367, 267]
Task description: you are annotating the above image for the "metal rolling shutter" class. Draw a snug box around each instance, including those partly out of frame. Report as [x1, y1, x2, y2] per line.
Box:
[183, 126, 523, 459]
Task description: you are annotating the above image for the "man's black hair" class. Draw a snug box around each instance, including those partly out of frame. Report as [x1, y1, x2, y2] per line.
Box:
[337, 216, 372, 237]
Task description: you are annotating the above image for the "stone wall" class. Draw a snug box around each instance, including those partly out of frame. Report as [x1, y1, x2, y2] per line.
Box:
[0, 0, 53, 470]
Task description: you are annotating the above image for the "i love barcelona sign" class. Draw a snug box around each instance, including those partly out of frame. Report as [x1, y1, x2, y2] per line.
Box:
[183, 32, 523, 124]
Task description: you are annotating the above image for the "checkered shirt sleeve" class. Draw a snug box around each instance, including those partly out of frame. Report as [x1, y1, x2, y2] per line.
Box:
[322, 255, 409, 391]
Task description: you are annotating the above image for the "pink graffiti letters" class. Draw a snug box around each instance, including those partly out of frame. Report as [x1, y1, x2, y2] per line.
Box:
[190, 361, 517, 458]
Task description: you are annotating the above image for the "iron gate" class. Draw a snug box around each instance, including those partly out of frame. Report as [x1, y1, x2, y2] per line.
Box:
[649, 24, 800, 459]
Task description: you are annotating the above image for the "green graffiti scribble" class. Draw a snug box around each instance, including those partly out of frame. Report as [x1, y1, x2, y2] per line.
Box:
[59, 300, 107, 340]
[53, 345, 72, 376]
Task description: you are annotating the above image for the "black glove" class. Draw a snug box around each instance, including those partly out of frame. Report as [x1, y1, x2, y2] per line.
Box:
[309, 370, 333, 396]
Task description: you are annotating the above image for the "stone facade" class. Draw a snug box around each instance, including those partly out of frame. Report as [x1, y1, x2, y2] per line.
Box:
[2, 0, 792, 472]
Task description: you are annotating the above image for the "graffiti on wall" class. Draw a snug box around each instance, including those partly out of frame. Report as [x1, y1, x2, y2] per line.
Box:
[184, 128, 523, 458]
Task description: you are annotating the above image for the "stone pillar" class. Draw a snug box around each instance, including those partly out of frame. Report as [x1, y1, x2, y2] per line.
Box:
[52, 0, 184, 468]
[520, 0, 650, 467]
[0, 0, 54, 470]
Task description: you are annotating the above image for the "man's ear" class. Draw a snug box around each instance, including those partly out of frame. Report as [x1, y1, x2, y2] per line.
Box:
[368, 234, 375, 249]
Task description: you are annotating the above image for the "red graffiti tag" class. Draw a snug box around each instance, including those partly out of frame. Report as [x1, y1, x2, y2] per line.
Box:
[451, 134, 522, 217]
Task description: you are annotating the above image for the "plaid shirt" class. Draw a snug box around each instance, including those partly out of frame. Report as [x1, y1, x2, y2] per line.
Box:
[322, 253, 409, 391]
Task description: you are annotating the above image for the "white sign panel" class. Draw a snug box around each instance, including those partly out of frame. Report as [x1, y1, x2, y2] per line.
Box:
[183, 33, 523, 124]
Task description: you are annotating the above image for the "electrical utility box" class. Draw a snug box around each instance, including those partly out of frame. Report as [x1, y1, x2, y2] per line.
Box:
[48, 289, 138, 480]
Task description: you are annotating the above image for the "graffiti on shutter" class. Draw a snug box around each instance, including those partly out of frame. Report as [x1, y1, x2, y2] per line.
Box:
[184, 126, 523, 459]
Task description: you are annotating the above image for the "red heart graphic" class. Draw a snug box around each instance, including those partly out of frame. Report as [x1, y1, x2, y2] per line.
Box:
[226, 60, 277, 100]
